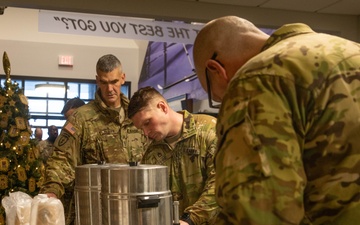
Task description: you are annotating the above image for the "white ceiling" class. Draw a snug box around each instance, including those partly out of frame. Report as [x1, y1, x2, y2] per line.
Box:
[193, 0, 360, 16]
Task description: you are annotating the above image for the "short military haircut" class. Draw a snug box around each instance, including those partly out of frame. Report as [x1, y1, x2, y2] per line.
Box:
[128, 86, 164, 119]
[96, 54, 121, 73]
[47, 125, 57, 133]
[61, 97, 85, 115]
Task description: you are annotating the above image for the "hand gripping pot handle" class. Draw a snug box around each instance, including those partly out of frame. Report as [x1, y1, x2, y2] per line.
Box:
[137, 195, 160, 208]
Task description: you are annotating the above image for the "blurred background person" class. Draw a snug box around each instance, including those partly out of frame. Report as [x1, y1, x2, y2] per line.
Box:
[38, 125, 58, 163]
[34, 127, 43, 141]
[61, 97, 85, 120]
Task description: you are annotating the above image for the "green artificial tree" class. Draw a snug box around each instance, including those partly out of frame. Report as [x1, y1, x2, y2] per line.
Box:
[0, 52, 44, 224]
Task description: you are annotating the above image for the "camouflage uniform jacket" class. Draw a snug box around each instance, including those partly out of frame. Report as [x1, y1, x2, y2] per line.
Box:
[141, 111, 219, 225]
[215, 23, 360, 225]
[40, 91, 147, 224]
[38, 139, 55, 163]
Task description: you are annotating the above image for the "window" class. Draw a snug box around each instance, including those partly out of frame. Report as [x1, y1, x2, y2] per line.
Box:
[1, 76, 131, 139]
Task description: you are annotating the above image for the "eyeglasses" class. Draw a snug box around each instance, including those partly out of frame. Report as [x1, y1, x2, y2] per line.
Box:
[205, 52, 222, 108]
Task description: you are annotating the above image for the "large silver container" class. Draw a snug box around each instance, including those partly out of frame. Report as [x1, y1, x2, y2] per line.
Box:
[101, 164, 173, 225]
[74, 164, 127, 225]
[74, 164, 104, 225]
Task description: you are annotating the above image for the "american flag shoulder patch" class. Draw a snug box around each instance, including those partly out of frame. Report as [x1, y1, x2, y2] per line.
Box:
[64, 122, 76, 135]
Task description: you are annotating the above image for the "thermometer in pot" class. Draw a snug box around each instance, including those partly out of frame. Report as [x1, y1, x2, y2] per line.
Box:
[173, 201, 180, 225]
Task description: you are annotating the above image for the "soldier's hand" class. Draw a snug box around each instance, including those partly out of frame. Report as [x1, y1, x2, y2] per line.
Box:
[46, 193, 57, 198]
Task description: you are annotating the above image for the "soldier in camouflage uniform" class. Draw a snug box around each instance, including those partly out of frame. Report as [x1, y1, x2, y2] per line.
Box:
[193, 16, 360, 224]
[128, 87, 219, 225]
[38, 125, 58, 163]
[40, 54, 148, 225]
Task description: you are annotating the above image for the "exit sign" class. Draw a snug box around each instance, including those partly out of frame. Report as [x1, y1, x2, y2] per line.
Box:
[58, 55, 73, 66]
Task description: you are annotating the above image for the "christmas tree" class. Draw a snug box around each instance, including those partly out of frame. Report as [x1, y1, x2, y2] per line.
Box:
[0, 52, 45, 224]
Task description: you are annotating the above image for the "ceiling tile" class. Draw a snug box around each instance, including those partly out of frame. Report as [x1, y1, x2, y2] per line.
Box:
[260, 0, 340, 12]
[318, 0, 360, 15]
[199, 0, 268, 7]
[176, 0, 360, 16]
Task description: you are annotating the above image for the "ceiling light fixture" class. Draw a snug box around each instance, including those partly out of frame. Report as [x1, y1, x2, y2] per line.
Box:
[35, 84, 68, 92]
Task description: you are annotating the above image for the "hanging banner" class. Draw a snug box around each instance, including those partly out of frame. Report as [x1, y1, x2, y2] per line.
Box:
[38, 10, 204, 44]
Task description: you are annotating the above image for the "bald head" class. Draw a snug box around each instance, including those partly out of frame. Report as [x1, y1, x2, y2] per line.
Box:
[193, 16, 269, 100]
[194, 17, 260, 57]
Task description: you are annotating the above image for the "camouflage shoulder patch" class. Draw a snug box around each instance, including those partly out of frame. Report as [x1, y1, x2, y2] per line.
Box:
[57, 132, 71, 147]
[64, 122, 76, 135]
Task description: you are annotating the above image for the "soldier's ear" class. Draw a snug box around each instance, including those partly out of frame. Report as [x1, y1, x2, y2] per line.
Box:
[120, 73, 126, 85]
[206, 59, 229, 82]
[157, 101, 168, 114]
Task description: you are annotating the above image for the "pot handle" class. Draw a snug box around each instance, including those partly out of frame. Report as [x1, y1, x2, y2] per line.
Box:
[137, 195, 160, 208]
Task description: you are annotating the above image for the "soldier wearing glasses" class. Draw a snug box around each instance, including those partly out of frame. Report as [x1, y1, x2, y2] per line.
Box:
[193, 16, 360, 224]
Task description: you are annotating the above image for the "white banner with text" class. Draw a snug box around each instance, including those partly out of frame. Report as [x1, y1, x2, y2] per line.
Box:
[39, 10, 204, 44]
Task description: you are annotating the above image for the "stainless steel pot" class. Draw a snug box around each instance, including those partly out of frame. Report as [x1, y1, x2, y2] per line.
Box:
[75, 163, 173, 225]
[101, 164, 173, 225]
[75, 163, 129, 225]
[74, 164, 109, 225]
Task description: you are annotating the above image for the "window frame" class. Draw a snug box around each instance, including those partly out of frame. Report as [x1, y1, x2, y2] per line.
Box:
[1, 75, 131, 139]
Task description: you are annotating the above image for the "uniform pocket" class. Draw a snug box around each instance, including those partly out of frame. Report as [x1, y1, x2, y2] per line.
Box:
[97, 129, 126, 163]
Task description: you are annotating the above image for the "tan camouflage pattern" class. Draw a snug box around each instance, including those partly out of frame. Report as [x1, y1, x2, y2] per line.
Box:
[141, 110, 219, 225]
[38, 139, 55, 163]
[40, 91, 148, 225]
[215, 24, 360, 225]
[215, 23, 360, 225]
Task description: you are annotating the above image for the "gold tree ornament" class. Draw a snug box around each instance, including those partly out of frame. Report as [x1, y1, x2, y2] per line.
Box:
[2, 51, 11, 81]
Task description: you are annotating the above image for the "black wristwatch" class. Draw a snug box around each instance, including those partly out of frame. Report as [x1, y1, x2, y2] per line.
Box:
[180, 213, 194, 225]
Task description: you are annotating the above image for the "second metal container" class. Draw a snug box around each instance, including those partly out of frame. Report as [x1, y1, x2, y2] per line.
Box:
[101, 164, 173, 225]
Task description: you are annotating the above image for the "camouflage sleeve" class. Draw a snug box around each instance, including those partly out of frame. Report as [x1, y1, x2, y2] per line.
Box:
[186, 119, 219, 224]
[214, 76, 306, 224]
[37, 140, 46, 162]
[39, 119, 82, 198]
[187, 143, 218, 224]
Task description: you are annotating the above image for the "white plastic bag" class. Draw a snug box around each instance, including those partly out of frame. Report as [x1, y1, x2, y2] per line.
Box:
[30, 194, 65, 225]
[2, 191, 33, 225]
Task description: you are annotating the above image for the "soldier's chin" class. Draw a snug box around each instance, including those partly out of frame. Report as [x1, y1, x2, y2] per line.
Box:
[150, 134, 159, 141]
[106, 96, 117, 102]
[104, 98, 117, 106]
